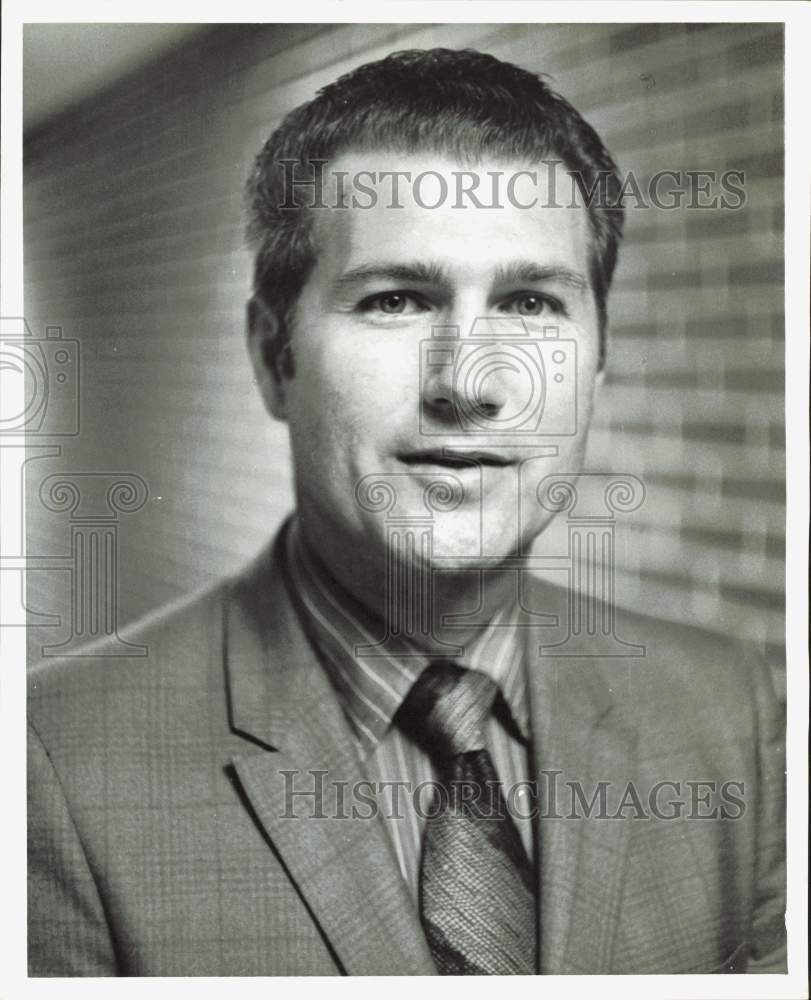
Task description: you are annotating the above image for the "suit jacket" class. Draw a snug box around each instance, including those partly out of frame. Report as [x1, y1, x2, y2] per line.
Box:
[27, 533, 787, 976]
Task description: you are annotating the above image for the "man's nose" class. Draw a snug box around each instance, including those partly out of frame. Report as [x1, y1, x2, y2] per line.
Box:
[421, 319, 520, 425]
[422, 345, 512, 426]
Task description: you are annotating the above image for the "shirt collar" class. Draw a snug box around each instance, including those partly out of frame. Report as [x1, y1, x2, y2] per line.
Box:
[283, 515, 529, 758]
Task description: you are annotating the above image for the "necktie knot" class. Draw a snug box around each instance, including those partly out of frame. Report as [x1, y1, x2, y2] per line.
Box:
[394, 659, 500, 760]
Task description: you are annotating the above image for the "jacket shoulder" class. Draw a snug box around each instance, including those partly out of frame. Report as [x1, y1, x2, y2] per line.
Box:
[608, 600, 782, 751]
[616, 601, 776, 693]
[525, 571, 781, 739]
[27, 581, 229, 748]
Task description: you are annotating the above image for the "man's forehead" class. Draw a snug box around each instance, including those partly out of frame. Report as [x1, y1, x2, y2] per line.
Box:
[310, 150, 591, 279]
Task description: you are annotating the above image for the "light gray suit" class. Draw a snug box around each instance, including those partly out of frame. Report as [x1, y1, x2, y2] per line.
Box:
[28, 533, 786, 975]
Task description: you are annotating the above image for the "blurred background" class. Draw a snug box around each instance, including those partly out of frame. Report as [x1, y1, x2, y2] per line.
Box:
[22, 23, 784, 688]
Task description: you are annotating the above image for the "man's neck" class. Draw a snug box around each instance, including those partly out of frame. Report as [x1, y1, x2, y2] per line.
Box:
[293, 511, 526, 651]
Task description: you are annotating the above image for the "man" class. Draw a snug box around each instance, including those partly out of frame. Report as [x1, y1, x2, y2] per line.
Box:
[28, 48, 786, 976]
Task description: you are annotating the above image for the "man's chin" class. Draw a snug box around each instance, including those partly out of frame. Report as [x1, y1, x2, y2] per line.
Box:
[390, 518, 524, 570]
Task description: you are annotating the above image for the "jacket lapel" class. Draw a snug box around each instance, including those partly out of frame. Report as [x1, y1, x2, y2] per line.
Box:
[224, 538, 642, 975]
[224, 537, 436, 976]
[524, 598, 639, 974]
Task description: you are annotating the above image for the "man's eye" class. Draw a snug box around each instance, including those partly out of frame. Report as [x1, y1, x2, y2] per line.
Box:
[503, 293, 563, 317]
[359, 292, 426, 315]
[379, 294, 408, 314]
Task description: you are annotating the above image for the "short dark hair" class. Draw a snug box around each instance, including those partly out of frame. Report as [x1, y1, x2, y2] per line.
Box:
[246, 47, 624, 372]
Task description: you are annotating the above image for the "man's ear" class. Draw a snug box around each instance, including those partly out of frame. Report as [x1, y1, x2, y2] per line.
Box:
[247, 296, 289, 422]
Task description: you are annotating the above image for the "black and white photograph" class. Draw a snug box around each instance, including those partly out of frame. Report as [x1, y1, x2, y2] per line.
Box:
[1, 4, 808, 995]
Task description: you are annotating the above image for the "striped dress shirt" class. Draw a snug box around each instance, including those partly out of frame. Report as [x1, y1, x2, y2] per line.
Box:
[282, 516, 535, 897]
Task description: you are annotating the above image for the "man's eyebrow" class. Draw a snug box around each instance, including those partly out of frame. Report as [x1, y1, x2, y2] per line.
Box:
[493, 261, 590, 291]
[331, 260, 590, 293]
[332, 261, 447, 290]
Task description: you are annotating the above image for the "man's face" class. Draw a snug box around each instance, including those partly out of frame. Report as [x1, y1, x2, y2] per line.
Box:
[253, 152, 603, 573]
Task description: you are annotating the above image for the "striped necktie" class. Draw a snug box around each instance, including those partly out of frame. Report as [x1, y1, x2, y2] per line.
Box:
[394, 659, 537, 975]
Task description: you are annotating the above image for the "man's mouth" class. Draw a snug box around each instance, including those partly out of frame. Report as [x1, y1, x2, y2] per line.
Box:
[398, 448, 515, 469]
